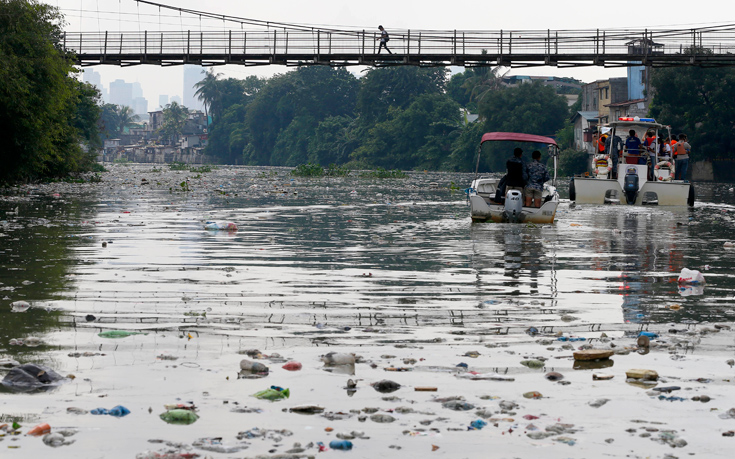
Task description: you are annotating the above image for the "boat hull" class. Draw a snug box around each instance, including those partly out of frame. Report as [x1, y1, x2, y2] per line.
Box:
[572, 176, 691, 206]
[469, 195, 559, 223]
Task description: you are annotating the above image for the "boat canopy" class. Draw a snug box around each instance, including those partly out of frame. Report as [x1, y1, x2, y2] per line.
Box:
[608, 120, 663, 129]
[480, 132, 557, 147]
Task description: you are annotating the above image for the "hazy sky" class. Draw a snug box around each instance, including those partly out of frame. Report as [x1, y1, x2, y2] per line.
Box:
[49, 0, 734, 105]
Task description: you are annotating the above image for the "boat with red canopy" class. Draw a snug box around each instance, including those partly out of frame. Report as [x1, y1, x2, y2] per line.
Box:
[468, 132, 560, 223]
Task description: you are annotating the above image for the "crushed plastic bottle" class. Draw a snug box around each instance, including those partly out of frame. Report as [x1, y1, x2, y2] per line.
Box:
[239, 359, 269, 373]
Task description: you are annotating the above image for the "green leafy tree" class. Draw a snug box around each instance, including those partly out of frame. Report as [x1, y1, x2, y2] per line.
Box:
[650, 54, 735, 161]
[307, 115, 360, 166]
[475, 81, 569, 171]
[243, 67, 358, 165]
[0, 0, 100, 181]
[351, 93, 461, 170]
[159, 101, 189, 145]
[356, 67, 448, 123]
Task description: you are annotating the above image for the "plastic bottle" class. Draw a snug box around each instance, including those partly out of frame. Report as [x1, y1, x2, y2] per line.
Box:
[239, 359, 269, 373]
[329, 440, 354, 450]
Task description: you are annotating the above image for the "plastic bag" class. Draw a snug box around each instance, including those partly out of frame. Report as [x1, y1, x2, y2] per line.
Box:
[678, 268, 705, 285]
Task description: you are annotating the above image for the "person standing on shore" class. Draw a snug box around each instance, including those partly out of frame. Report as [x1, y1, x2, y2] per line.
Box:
[376, 25, 392, 54]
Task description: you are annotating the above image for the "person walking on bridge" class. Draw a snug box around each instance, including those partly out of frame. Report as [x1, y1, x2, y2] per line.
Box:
[376, 25, 392, 54]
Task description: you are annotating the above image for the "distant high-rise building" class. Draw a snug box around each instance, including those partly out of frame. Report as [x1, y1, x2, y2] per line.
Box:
[109, 79, 133, 108]
[132, 97, 148, 117]
[183, 65, 205, 111]
[82, 68, 108, 102]
[132, 82, 144, 99]
[159, 95, 169, 109]
[83, 68, 101, 87]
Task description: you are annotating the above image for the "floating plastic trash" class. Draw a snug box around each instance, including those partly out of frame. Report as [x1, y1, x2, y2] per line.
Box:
[204, 221, 238, 231]
[160, 409, 199, 425]
[10, 301, 31, 313]
[469, 419, 487, 430]
[27, 423, 51, 436]
[97, 330, 147, 339]
[678, 268, 705, 284]
[91, 405, 130, 417]
[252, 386, 290, 400]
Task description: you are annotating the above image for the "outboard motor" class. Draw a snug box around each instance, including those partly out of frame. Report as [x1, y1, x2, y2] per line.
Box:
[503, 189, 524, 222]
[623, 166, 639, 205]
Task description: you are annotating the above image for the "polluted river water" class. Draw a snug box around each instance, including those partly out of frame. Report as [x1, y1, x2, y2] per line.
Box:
[2, 164, 735, 458]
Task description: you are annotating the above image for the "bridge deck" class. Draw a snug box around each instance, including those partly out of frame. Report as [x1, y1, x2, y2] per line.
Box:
[62, 28, 735, 67]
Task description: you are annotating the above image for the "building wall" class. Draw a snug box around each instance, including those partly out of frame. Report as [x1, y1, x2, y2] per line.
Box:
[627, 66, 646, 100]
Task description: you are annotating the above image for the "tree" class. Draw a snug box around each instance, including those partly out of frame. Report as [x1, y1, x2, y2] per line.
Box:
[307, 115, 359, 166]
[98, 104, 140, 139]
[242, 67, 359, 165]
[158, 101, 189, 144]
[351, 93, 461, 170]
[476, 82, 569, 171]
[0, 0, 100, 181]
[650, 56, 735, 161]
[356, 67, 448, 123]
[194, 68, 223, 120]
[461, 65, 507, 108]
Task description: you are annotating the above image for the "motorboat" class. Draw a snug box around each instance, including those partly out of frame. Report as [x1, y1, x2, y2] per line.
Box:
[569, 118, 695, 206]
[468, 132, 560, 223]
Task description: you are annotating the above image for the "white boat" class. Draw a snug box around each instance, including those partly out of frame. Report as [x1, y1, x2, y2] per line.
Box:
[468, 132, 560, 223]
[569, 118, 695, 206]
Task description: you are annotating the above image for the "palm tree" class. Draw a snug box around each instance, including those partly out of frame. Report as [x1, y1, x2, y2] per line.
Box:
[462, 65, 508, 106]
[114, 105, 140, 136]
[194, 69, 222, 121]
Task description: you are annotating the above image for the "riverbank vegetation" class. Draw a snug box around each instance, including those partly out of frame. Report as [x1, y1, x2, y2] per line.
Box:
[0, 0, 102, 183]
[197, 65, 573, 173]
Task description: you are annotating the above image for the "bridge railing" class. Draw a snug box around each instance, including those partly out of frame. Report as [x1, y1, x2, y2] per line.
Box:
[61, 28, 735, 64]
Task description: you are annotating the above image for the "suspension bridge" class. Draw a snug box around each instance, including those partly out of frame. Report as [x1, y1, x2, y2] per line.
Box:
[62, 25, 735, 68]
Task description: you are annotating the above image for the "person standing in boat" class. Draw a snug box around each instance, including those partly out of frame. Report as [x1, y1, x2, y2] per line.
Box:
[524, 150, 550, 208]
[625, 130, 643, 164]
[505, 147, 527, 198]
[605, 133, 623, 179]
[376, 25, 392, 54]
[674, 133, 691, 180]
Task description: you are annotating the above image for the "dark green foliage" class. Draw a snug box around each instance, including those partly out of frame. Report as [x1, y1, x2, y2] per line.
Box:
[290, 163, 351, 177]
[0, 0, 101, 182]
[650, 55, 735, 160]
[477, 82, 569, 171]
[558, 148, 590, 176]
[352, 93, 461, 170]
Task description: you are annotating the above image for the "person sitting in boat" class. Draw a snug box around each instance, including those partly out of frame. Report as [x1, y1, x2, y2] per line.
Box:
[524, 150, 550, 208]
[625, 130, 644, 164]
[505, 147, 527, 197]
